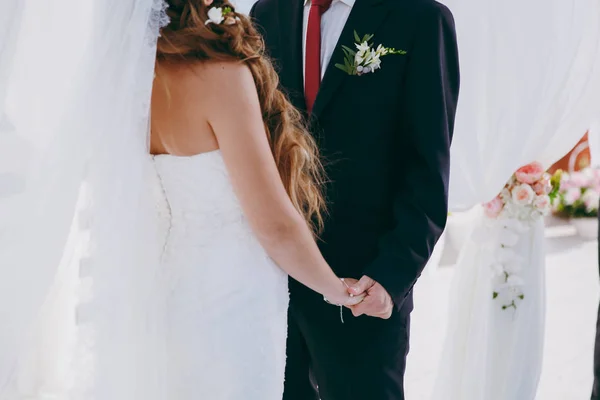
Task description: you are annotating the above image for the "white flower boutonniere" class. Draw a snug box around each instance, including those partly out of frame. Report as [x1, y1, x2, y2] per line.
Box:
[336, 31, 407, 76]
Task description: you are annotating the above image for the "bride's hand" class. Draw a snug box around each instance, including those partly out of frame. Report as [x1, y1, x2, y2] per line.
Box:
[324, 278, 365, 307]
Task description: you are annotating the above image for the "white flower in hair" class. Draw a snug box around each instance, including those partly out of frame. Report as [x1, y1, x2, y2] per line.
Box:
[206, 7, 225, 25]
[205, 5, 237, 26]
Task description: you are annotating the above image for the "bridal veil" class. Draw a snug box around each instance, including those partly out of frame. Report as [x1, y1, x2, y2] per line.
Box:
[0, 0, 170, 398]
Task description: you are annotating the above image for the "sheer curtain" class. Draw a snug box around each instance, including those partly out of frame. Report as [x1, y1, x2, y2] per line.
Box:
[433, 1, 600, 399]
[0, 0, 168, 398]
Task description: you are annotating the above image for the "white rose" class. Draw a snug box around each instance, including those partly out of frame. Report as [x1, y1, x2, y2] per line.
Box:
[503, 261, 522, 275]
[506, 275, 524, 287]
[508, 285, 523, 297]
[205, 7, 224, 25]
[533, 195, 551, 215]
[511, 184, 535, 206]
[489, 263, 504, 277]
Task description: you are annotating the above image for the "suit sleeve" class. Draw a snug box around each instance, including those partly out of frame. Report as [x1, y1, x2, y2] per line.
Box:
[364, 3, 460, 310]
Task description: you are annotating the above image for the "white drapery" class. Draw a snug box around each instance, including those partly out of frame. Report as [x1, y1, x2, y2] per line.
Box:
[433, 1, 600, 399]
[0, 0, 168, 398]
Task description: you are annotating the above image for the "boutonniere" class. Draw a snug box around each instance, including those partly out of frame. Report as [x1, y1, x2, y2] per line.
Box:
[335, 31, 407, 76]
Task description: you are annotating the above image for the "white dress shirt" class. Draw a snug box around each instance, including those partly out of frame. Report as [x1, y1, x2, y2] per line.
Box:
[302, 0, 355, 85]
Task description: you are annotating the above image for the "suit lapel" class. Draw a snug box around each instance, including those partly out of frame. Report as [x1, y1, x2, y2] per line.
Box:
[311, 0, 392, 119]
[278, 0, 306, 112]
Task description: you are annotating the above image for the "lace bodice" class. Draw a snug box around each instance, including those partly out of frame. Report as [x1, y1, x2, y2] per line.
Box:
[153, 150, 246, 239]
[150, 149, 288, 399]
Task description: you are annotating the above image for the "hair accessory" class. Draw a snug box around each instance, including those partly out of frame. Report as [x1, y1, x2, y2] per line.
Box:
[205, 5, 237, 26]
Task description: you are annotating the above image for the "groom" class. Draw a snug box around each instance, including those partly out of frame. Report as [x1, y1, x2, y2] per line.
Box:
[250, 0, 459, 398]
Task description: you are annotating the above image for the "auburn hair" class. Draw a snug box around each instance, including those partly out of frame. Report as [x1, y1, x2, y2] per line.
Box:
[157, 0, 326, 234]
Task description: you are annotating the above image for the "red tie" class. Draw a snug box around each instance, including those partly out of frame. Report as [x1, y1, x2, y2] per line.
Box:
[305, 0, 333, 114]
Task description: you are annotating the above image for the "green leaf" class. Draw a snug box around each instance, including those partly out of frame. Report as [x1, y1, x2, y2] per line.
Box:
[364, 34, 374, 43]
[344, 57, 352, 69]
[335, 63, 348, 73]
[492, 292, 498, 299]
[341, 45, 356, 56]
[353, 30, 361, 43]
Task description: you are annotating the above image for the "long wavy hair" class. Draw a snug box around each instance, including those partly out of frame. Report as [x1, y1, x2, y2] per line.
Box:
[156, 0, 326, 234]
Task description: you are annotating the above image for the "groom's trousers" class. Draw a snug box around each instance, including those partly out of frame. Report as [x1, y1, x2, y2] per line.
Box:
[283, 285, 412, 400]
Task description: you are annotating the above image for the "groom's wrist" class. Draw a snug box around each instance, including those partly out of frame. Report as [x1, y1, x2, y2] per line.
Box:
[364, 260, 411, 312]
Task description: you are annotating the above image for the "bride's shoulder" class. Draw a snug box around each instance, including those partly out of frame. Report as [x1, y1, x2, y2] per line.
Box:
[162, 61, 254, 98]
[188, 61, 257, 102]
[194, 61, 253, 86]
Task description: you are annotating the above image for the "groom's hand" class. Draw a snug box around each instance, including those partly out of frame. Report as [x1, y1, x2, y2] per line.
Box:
[347, 276, 393, 319]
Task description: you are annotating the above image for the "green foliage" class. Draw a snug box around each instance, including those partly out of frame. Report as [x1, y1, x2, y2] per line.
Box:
[335, 31, 406, 76]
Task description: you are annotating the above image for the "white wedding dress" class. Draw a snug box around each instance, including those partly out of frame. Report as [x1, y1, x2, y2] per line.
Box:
[152, 150, 289, 399]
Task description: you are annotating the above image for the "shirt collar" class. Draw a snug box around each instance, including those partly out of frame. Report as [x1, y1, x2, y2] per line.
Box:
[304, 0, 356, 7]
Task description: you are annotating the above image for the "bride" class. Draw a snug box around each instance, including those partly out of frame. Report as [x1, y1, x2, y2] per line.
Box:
[150, 0, 362, 397]
[0, 0, 361, 398]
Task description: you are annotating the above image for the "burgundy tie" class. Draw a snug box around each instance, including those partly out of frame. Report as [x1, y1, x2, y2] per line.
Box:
[305, 0, 333, 114]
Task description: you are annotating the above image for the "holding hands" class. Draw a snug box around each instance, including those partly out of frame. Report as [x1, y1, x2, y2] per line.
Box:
[323, 276, 394, 319]
[346, 276, 394, 320]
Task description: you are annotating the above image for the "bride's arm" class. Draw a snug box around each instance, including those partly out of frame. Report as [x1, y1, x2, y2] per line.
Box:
[191, 61, 355, 306]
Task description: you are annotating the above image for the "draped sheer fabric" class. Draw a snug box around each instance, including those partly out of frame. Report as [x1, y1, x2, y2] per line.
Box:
[0, 0, 169, 397]
[445, 0, 600, 210]
[434, 1, 600, 398]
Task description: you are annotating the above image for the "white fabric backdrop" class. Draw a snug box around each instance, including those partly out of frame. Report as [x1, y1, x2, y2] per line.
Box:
[0, 0, 168, 397]
[445, 1, 600, 211]
[433, 1, 600, 399]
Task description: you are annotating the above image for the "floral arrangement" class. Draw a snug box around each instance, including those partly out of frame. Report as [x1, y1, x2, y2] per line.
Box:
[482, 162, 560, 221]
[553, 167, 600, 218]
[335, 31, 406, 76]
[481, 162, 561, 311]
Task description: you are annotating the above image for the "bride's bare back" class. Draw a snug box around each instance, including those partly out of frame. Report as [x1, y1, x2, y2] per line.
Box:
[151, 61, 219, 156]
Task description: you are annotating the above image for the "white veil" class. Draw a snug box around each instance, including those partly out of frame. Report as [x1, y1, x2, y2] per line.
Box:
[0, 0, 169, 398]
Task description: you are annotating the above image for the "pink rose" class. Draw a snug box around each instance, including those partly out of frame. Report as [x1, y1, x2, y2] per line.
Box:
[531, 175, 551, 195]
[533, 195, 551, 215]
[582, 189, 600, 212]
[511, 184, 535, 205]
[563, 187, 582, 205]
[483, 196, 504, 218]
[515, 162, 545, 184]
[569, 171, 591, 189]
[592, 168, 600, 186]
[560, 173, 572, 190]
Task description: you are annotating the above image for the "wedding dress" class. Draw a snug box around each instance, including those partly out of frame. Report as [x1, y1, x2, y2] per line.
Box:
[152, 150, 289, 399]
